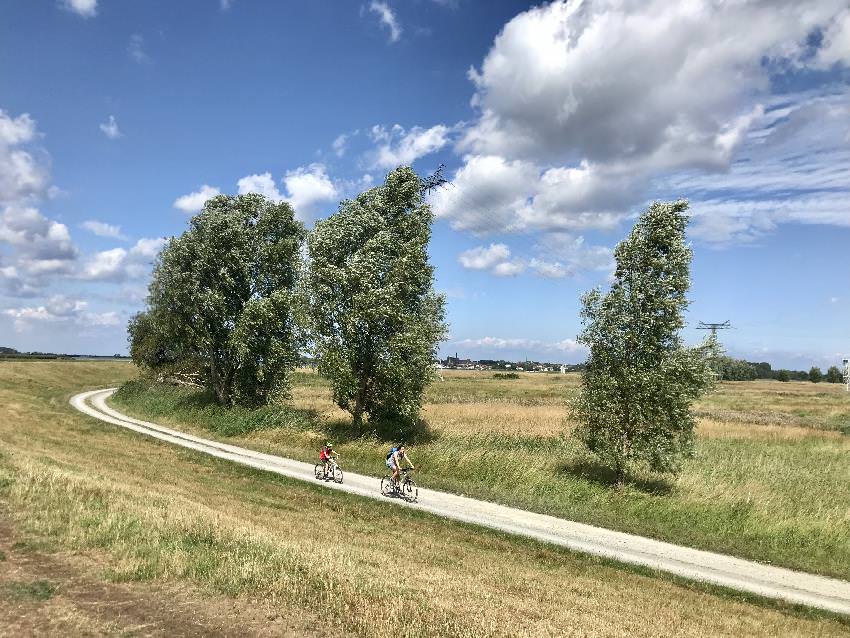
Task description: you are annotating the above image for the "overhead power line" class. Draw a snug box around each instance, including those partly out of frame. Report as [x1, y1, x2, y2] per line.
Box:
[696, 320, 732, 337]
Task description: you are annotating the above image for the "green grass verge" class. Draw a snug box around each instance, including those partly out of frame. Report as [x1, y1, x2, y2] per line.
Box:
[2, 580, 57, 602]
[112, 378, 850, 580]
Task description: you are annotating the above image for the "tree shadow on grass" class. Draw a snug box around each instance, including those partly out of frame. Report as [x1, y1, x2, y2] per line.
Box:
[558, 459, 675, 495]
[156, 382, 438, 444]
[317, 414, 439, 445]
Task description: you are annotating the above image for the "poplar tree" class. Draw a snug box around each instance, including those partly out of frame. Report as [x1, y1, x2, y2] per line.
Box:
[306, 167, 447, 431]
[572, 200, 716, 487]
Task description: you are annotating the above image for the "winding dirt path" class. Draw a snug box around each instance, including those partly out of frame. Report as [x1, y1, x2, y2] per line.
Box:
[71, 388, 850, 616]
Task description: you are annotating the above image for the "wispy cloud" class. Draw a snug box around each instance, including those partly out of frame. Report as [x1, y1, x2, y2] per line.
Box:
[128, 34, 149, 64]
[99, 115, 121, 139]
[368, 1, 402, 43]
[81, 220, 126, 240]
[451, 336, 586, 358]
[369, 123, 450, 169]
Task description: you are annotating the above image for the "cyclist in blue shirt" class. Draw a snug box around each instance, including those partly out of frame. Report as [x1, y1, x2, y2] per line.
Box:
[385, 445, 414, 486]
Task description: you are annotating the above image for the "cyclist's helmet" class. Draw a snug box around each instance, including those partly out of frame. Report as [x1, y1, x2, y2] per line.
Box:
[326, 442, 334, 449]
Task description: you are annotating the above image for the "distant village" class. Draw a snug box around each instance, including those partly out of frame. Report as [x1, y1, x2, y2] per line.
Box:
[438, 353, 585, 373]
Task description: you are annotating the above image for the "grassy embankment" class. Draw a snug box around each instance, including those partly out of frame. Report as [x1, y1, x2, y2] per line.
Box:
[2, 360, 849, 636]
[113, 369, 850, 581]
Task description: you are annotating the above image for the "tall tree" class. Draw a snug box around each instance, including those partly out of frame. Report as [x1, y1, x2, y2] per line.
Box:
[809, 366, 823, 383]
[129, 193, 305, 407]
[826, 365, 843, 383]
[306, 166, 447, 431]
[572, 201, 716, 487]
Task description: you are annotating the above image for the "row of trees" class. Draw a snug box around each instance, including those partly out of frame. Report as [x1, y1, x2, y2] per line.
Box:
[710, 355, 845, 383]
[130, 182, 825, 486]
[808, 366, 845, 384]
[129, 167, 446, 431]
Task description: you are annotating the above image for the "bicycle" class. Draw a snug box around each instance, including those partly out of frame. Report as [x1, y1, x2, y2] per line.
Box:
[314, 457, 343, 484]
[381, 467, 418, 502]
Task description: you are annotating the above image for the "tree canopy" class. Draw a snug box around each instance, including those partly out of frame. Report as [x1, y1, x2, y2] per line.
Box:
[826, 365, 844, 383]
[129, 193, 305, 407]
[572, 200, 716, 486]
[306, 166, 447, 432]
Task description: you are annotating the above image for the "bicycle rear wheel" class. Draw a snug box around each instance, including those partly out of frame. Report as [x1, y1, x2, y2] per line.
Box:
[332, 466, 343, 484]
[314, 464, 324, 480]
[381, 475, 394, 496]
[402, 478, 418, 503]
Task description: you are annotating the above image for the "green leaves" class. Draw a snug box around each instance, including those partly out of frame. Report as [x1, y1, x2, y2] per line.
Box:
[129, 194, 305, 407]
[305, 167, 447, 433]
[573, 201, 715, 484]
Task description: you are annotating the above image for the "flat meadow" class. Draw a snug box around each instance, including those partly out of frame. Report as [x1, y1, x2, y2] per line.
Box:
[113, 368, 850, 581]
[2, 360, 849, 636]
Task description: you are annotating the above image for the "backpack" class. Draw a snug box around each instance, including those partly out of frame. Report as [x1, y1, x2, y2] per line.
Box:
[386, 447, 398, 461]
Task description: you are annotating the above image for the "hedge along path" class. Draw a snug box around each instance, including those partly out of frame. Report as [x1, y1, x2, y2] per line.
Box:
[71, 388, 850, 616]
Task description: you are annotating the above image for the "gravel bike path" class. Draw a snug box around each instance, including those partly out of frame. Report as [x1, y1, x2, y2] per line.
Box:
[70, 388, 850, 615]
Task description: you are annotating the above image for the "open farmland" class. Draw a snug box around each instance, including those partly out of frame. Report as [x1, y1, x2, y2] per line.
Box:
[111, 368, 850, 582]
[1, 360, 849, 636]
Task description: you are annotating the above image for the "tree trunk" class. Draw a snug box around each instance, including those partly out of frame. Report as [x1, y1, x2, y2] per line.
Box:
[351, 373, 368, 433]
[209, 353, 230, 406]
[614, 462, 625, 490]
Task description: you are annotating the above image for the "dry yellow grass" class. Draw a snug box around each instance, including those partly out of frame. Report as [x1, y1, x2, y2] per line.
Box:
[3, 361, 849, 636]
[695, 418, 844, 441]
[423, 402, 571, 436]
[293, 369, 849, 441]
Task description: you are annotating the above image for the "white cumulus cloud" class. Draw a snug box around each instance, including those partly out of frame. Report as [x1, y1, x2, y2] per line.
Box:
[458, 243, 525, 277]
[173, 184, 221, 213]
[458, 243, 510, 270]
[60, 0, 97, 18]
[0, 110, 50, 207]
[282, 163, 338, 221]
[439, 0, 850, 245]
[371, 124, 451, 170]
[80, 237, 165, 282]
[237, 172, 282, 201]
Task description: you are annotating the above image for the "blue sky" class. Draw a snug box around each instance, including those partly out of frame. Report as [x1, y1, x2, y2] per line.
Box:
[1, 0, 848, 370]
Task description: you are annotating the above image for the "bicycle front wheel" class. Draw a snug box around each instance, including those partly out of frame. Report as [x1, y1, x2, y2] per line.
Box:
[332, 466, 343, 484]
[381, 476, 394, 497]
[402, 478, 418, 503]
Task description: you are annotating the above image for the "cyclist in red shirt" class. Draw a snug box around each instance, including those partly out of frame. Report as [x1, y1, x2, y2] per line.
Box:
[319, 442, 338, 479]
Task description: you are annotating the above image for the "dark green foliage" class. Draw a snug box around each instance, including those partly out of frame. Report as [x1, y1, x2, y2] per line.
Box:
[306, 167, 447, 432]
[809, 367, 823, 383]
[113, 379, 309, 437]
[129, 194, 305, 407]
[710, 355, 757, 381]
[826, 366, 843, 383]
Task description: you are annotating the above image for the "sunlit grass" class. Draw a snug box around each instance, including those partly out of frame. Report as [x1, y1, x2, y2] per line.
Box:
[1, 360, 848, 636]
[112, 369, 850, 580]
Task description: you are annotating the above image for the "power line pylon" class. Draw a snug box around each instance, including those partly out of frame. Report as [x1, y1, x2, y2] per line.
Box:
[419, 164, 451, 195]
[696, 320, 732, 338]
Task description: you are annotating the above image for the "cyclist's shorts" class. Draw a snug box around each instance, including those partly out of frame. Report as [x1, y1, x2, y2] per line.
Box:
[386, 458, 397, 470]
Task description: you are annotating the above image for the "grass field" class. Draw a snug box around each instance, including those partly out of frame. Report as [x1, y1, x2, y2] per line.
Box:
[112, 368, 850, 582]
[2, 361, 849, 635]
